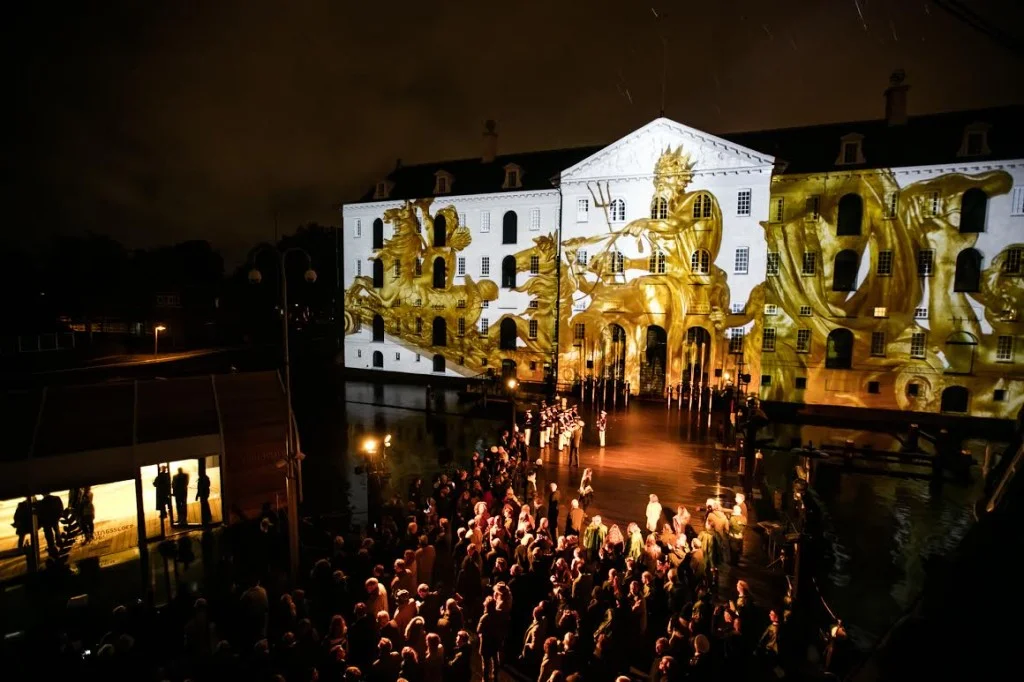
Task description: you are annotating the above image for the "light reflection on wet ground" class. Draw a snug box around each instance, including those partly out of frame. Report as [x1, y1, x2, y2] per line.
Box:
[304, 380, 987, 649]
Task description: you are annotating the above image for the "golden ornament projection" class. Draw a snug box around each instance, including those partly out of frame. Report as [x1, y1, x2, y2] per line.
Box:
[760, 168, 1018, 417]
[343, 198, 557, 375]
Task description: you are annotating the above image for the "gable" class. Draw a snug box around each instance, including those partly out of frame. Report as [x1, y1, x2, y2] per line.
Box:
[560, 117, 775, 183]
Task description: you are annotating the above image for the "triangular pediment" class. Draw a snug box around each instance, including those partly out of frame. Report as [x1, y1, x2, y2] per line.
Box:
[560, 117, 774, 182]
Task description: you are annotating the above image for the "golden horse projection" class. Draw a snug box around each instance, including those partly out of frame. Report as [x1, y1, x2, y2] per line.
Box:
[761, 168, 1018, 415]
[344, 198, 558, 374]
[559, 146, 739, 392]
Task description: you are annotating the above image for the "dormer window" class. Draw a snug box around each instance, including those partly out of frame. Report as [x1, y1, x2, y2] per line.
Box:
[434, 170, 453, 195]
[374, 180, 391, 200]
[836, 133, 865, 166]
[503, 163, 523, 190]
[958, 123, 991, 158]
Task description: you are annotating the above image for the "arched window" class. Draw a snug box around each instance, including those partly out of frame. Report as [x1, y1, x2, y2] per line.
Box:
[832, 249, 859, 291]
[960, 188, 987, 233]
[940, 386, 969, 413]
[651, 197, 668, 220]
[825, 328, 854, 369]
[432, 256, 447, 289]
[372, 314, 384, 342]
[649, 250, 666, 274]
[501, 255, 517, 289]
[836, 193, 863, 236]
[944, 331, 978, 375]
[692, 193, 712, 219]
[954, 248, 982, 292]
[433, 214, 447, 247]
[499, 318, 518, 350]
[372, 350, 383, 368]
[691, 249, 710, 274]
[372, 258, 384, 289]
[372, 218, 384, 249]
[432, 354, 446, 373]
[502, 211, 518, 245]
[610, 198, 626, 222]
[432, 317, 447, 347]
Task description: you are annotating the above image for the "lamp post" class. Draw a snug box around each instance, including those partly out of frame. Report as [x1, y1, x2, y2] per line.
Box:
[507, 378, 518, 428]
[249, 245, 317, 580]
[154, 324, 167, 357]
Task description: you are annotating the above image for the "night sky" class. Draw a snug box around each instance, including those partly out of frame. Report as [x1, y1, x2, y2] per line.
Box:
[5, 0, 1023, 263]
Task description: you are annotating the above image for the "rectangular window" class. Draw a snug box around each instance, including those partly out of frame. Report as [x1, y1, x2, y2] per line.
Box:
[576, 198, 589, 222]
[764, 304, 778, 316]
[766, 252, 780, 276]
[456, 299, 466, 309]
[457, 256, 466, 276]
[796, 328, 811, 353]
[910, 332, 926, 359]
[356, 349, 362, 358]
[805, 195, 820, 221]
[415, 318, 423, 334]
[799, 305, 812, 317]
[356, 259, 362, 277]
[873, 307, 887, 318]
[457, 317, 465, 337]
[354, 218, 363, 237]
[737, 189, 752, 216]
[994, 389, 1007, 402]
[867, 381, 880, 394]
[730, 303, 744, 314]
[574, 323, 585, 340]
[914, 307, 928, 319]
[1011, 187, 1024, 216]
[578, 250, 588, 266]
[996, 335, 1015, 362]
[762, 327, 777, 352]
[481, 256, 490, 277]
[415, 259, 422, 276]
[729, 328, 745, 354]
[842, 141, 859, 164]
[415, 353, 421, 362]
[928, 191, 940, 217]
[459, 212, 467, 227]
[871, 331, 886, 356]
[771, 197, 785, 223]
[480, 211, 491, 233]
[761, 375, 772, 387]
[802, 252, 817, 276]
[530, 208, 541, 231]
[529, 319, 539, 339]
[795, 377, 807, 390]
[530, 255, 540, 275]
[612, 251, 624, 274]
[917, 249, 934, 276]
[1003, 247, 1022, 275]
[877, 250, 893, 276]
[884, 191, 899, 219]
[529, 300, 539, 308]
[395, 352, 401, 361]
[478, 316, 489, 335]
[393, 260, 401, 277]
[481, 300, 488, 308]
[734, 247, 749, 274]
[436, 177, 447, 193]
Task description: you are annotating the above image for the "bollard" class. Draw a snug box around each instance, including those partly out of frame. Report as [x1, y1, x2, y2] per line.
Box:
[754, 449, 764, 481]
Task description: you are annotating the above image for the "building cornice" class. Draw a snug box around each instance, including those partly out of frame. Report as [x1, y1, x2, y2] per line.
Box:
[561, 165, 775, 186]
[771, 159, 1024, 183]
[343, 188, 560, 211]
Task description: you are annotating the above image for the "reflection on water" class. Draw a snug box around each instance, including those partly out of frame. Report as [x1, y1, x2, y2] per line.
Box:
[301, 380, 991, 651]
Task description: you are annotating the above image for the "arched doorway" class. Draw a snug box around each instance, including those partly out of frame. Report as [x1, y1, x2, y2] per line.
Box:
[433, 214, 447, 247]
[432, 256, 447, 289]
[601, 324, 627, 381]
[954, 249, 982, 292]
[372, 314, 384, 342]
[640, 325, 667, 397]
[432, 354, 446, 373]
[499, 318, 517, 350]
[432, 317, 447, 347]
[826, 328, 854, 369]
[501, 359, 517, 380]
[502, 211, 518, 245]
[940, 386, 969, 413]
[372, 218, 384, 249]
[944, 331, 978, 375]
[832, 250, 859, 292]
[372, 350, 383, 368]
[960, 188, 987, 233]
[836, 193, 863, 236]
[685, 326, 712, 390]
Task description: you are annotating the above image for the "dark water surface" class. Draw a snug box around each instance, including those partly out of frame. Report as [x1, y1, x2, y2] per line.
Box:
[295, 376, 990, 650]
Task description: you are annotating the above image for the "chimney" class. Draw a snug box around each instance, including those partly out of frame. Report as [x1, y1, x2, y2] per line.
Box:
[884, 69, 909, 126]
[482, 120, 498, 163]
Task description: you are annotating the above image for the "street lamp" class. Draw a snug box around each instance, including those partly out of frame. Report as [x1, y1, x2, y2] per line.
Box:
[506, 378, 518, 427]
[249, 245, 317, 580]
[154, 324, 167, 357]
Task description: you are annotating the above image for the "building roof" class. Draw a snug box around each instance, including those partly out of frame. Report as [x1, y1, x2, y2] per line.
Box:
[353, 105, 1024, 203]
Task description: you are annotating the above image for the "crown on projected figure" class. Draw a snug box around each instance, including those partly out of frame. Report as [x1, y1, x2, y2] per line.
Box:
[654, 145, 695, 189]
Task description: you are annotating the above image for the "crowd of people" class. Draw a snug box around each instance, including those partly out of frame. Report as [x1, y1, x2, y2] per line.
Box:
[30, 401, 850, 682]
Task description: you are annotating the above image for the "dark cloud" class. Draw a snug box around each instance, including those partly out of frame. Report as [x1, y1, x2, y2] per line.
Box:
[4, 0, 1022, 264]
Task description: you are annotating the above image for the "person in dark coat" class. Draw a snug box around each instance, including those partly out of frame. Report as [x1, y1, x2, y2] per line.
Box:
[153, 466, 173, 522]
[447, 630, 473, 682]
[547, 483, 560, 531]
[172, 467, 190, 526]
